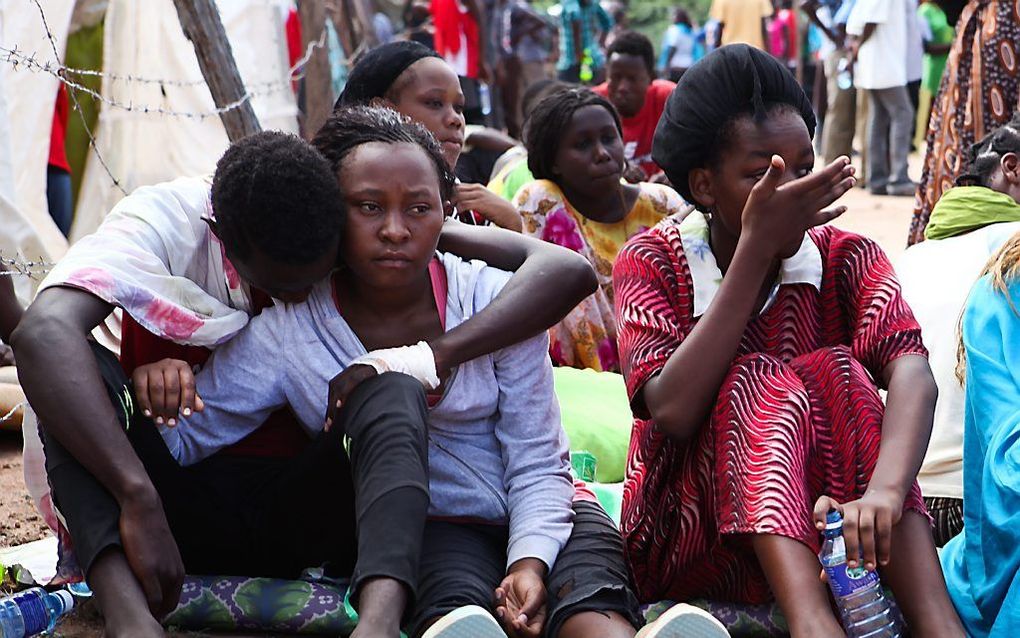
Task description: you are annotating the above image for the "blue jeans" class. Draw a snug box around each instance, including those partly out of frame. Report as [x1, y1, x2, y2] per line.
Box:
[46, 165, 72, 237]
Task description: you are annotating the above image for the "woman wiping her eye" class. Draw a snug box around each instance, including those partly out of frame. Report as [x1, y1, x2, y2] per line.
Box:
[613, 44, 965, 637]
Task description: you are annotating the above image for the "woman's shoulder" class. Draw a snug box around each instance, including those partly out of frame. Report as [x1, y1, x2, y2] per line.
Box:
[637, 182, 688, 209]
[617, 205, 701, 267]
[514, 179, 565, 207]
[436, 251, 512, 317]
[809, 224, 885, 262]
[966, 274, 1020, 320]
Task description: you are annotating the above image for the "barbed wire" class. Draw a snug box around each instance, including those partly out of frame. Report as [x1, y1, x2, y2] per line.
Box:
[0, 255, 54, 280]
[2, 20, 330, 120]
[13, 0, 337, 194]
[28, 0, 127, 195]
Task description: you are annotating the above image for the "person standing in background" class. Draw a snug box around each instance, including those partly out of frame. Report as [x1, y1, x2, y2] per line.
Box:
[709, 0, 774, 51]
[802, 0, 858, 163]
[46, 85, 72, 238]
[503, 0, 553, 138]
[605, 1, 628, 49]
[906, 0, 925, 150]
[769, 0, 799, 70]
[556, 0, 613, 84]
[908, 0, 1020, 246]
[847, 0, 917, 196]
[660, 8, 703, 83]
[914, 0, 953, 147]
[431, 0, 491, 123]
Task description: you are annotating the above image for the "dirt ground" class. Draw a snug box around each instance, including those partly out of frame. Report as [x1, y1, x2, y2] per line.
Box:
[0, 169, 921, 636]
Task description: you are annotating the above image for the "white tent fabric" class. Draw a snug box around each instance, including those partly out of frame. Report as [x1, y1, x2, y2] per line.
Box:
[0, 0, 74, 304]
[71, 0, 300, 242]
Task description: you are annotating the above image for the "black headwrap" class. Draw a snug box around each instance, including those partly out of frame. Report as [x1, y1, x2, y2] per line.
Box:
[335, 41, 441, 109]
[652, 44, 816, 202]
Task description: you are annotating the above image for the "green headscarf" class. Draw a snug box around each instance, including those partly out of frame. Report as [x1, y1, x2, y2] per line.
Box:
[924, 186, 1020, 241]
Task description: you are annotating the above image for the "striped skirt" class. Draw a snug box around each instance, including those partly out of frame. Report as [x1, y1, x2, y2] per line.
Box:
[622, 346, 928, 604]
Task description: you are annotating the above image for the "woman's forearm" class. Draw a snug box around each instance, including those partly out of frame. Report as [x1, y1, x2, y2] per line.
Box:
[432, 223, 596, 370]
[870, 354, 937, 498]
[643, 240, 773, 440]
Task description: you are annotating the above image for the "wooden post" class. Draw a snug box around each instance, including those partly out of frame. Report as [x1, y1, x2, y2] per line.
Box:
[172, 0, 262, 142]
[298, 0, 334, 139]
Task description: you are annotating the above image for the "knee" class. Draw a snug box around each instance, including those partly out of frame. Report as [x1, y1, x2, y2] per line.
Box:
[343, 372, 428, 442]
[714, 354, 810, 434]
[723, 353, 789, 393]
[791, 346, 854, 376]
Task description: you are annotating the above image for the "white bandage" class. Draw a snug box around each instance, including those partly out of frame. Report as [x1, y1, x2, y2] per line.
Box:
[349, 341, 441, 391]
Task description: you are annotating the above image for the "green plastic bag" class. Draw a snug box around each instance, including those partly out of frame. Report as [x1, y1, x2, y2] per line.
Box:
[554, 367, 633, 484]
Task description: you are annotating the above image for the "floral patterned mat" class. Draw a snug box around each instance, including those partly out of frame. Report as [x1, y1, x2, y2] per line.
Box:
[166, 575, 794, 637]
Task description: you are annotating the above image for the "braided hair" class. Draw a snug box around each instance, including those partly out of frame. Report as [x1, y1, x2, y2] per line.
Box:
[312, 105, 457, 204]
[957, 112, 1020, 187]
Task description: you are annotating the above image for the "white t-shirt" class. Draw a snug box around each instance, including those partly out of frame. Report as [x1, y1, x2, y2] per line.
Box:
[846, 0, 909, 89]
[663, 24, 697, 69]
[895, 222, 1020, 499]
[907, 0, 924, 83]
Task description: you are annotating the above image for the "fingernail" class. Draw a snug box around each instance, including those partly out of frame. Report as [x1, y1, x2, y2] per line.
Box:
[156, 416, 164, 424]
[183, 408, 192, 416]
[847, 560, 857, 567]
[168, 418, 176, 427]
[143, 409, 152, 417]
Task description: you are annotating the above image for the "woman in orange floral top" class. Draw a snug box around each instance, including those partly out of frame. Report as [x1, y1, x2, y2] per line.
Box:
[515, 88, 684, 371]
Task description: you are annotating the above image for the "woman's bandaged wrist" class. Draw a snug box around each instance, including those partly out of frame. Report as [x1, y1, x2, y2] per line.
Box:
[350, 341, 441, 390]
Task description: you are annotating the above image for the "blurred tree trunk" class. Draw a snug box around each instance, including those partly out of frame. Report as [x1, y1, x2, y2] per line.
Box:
[172, 0, 261, 141]
[298, 0, 334, 139]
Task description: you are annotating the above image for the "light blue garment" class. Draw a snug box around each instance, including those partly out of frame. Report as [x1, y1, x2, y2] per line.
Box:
[941, 274, 1020, 636]
[834, 0, 856, 24]
[325, 20, 348, 99]
[165, 252, 574, 570]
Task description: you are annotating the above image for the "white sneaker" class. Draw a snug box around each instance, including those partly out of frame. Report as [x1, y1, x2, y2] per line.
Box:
[636, 603, 730, 638]
[421, 605, 508, 638]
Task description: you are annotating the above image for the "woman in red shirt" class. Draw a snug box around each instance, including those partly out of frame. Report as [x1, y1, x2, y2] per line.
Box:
[613, 45, 965, 637]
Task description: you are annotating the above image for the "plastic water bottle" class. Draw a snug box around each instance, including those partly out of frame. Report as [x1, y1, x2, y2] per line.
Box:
[0, 588, 75, 637]
[819, 510, 901, 637]
[837, 57, 853, 90]
[479, 83, 492, 116]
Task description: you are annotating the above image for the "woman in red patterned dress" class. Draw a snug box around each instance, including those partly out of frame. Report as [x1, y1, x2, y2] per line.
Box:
[613, 45, 965, 637]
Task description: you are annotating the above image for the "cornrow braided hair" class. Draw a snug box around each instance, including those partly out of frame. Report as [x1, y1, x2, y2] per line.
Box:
[956, 111, 1020, 187]
[312, 105, 457, 204]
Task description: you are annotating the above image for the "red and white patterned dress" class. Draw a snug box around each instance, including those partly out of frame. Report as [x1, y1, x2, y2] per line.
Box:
[613, 209, 929, 604]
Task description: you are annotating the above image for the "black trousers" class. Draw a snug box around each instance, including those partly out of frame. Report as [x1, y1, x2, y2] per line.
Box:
[42, 342, 431, 606]
[411, 500, 642, 638]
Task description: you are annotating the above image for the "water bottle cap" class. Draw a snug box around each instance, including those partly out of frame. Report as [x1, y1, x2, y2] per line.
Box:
[825, 509, 843, 529]
[53, 589, 74, 613]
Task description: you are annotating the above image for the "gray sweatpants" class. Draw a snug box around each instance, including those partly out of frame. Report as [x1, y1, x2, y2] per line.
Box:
[867, 85, 914, 189]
